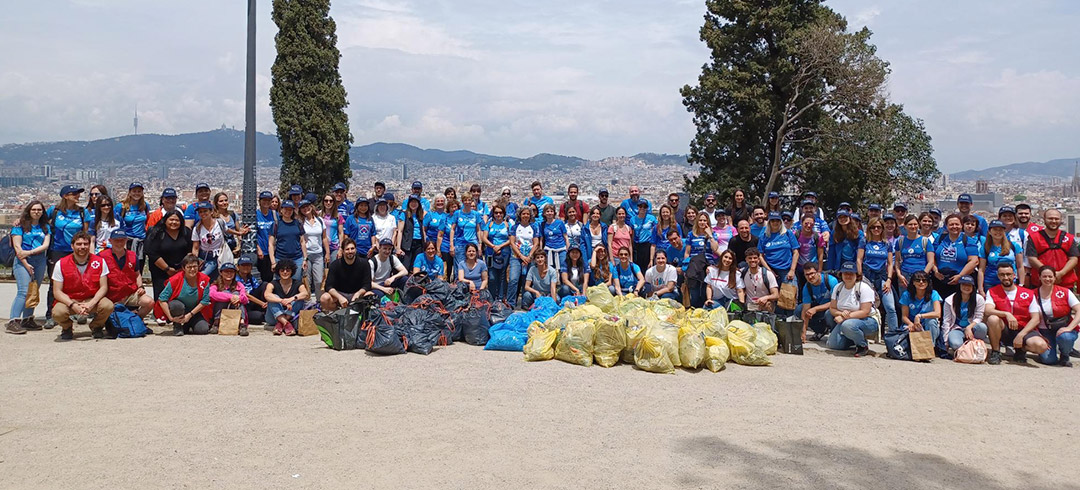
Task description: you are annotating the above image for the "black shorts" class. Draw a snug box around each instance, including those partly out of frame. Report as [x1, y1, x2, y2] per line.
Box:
[1002, 328, 1040, 345]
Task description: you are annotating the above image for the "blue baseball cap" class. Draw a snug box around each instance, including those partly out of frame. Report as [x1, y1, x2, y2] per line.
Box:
[161, 188, 178, 199]
[929, 208, 942, 217]
[109, 229, 128, 240]
[850, 213, 862, 221]
[781, 211, 793, 219]
[989, 219, 1006, 229]
[704, 192, 716, 200]
[868, 204, 882, 211]
[836, 209, 851, 218]
[219, 262, 237, 272]
[332, 182, 347, 192]
[714, 208, 728, 215]
[958, 275, 975, 285]
[195, 183, 210, 191]
[801, 199, 815, 208]
[298, 199, 313, 208]
[768, 191, 779, 199]
[999, 206, 1016, 215]
[883, 213, 896, 221]
[411, 181, 423, 189]
[767, 212, 782, 221]
[378, 238, 393, 247]
[893, 202, 908, 211]
[957, 193, 973, 204]
[288, 185, 303, 196]
[383, 193, 396, 202]
[129, 182, 144, 190]
[598, 188, 609, 196]
[258, 191, 273, 200]
[281, 200, 296, 209]
[60, 185, 84, 196]
[839, 261, 858, 274]
[803, 191, 817, 198]
[237, 256, 254, 266]
[195, 201, 214, 211]
[838, 202, 852, 209]
[303, 193, 318, 204]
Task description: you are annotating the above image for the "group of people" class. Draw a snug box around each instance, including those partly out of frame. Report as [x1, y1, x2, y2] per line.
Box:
[4, 180, 1077, 367]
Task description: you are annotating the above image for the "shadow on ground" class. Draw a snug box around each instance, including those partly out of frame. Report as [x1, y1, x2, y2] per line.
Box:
[675, 436, 1077, 489]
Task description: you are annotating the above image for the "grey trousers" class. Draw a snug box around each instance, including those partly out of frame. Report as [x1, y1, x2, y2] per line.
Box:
[168, 300, 210, 335]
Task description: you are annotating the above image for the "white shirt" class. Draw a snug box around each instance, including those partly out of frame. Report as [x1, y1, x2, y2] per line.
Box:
[705, 267, 739, 301]
[370, 255, 404, 283]
[302, 218, 325, 255]
[740, 267, 777, 311]
[1008, 228, 1030, 267]
[373, 214, 397, 243]
[645, 265, 677, 289]
[513, 223, 536, 256]
[94, 221, 120, 254]
[52, 257, 110, 282]
[1029, 289, 1080, 315]
[831, 281, 876, 312]
[193, 220, 224, 255]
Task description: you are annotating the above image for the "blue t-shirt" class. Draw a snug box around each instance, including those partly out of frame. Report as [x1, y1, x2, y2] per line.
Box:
[183, 202, 208, 222]
[542, 219, 567, 249]
[834, 231, 866, 264]
[861, 240, 891, 273]
[336, 199, 354, 217]
[324, 215, 341, 247]
[272, 218, 304, 260]
[628, 214, 658, 244]
[439, 217, 454, 253]
[413, 253, 445, 277]
[802, 274, 839, 307]
[760, 230, 799, 271]
[485, 220, 511, 247]
[256, 209, 276, 254]
[659, 243, 686, 271]
[47, 207, 86, 253]
[523, 196, 555, 211]
[451, 210, 482, 246]
[898, 235, 932, 275]
[344, 216, 374, 255]
[613, 262, 641, 290]
[116, 204, 149, 239]
[935, 234, 971, 274]
[686, 232, 713, 261]
[654, 224, 682, 246]
[750, 222, 765, 239]
[409, 215, 423, 240]
[12, 224, 48, 251]
[982, 240, 1022, 288]
[899, 290, 942, 322]
[460, 259, 488, 289]
[619, 198, 652, 216]
[423, 212, 446, 246]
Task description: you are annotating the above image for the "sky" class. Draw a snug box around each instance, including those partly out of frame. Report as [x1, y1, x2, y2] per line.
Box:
[0, 0, 1077, 173]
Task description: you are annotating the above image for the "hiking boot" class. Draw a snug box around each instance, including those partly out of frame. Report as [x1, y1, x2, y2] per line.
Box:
[21, 317, 42, 331]
[43, 318, 56, 330]
[987, 351, 1002, 365]
[173, 325, 185, 337]
[59, 329, 73, 341]
[6, 319, 26, 335]
[1070, 348, 1080, 359]
[238, 326, 249, 337]
[91, 328, 104, 339]
[854, 345, 869, 358]
[1059, 354, 1073, 368]
[71, 314, 89, 325]
[1012, 349, 1028, 364]
[209, 326, 219, 335]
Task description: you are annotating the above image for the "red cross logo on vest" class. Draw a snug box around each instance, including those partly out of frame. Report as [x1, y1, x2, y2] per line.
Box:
[1056, 290, 1066, 299]
[1019, 292, 1029, 300]
[91, 261, 101, 270]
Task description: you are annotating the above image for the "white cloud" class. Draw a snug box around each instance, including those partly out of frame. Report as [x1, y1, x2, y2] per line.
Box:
[852, 6, 881, 27]
[965, 69, 1080, 128]
[336, 8, 478, 59]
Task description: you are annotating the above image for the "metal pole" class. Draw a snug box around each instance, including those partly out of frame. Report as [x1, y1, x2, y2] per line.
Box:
[241, 0, 258, 255]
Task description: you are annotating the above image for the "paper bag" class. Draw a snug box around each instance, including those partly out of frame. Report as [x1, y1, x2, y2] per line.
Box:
[298, 309, 319, 336]
[25, 281, 40, 309]
[778, 283, 798, 311]
[218, 309, 242, 335]
[910, 329, 935, 361]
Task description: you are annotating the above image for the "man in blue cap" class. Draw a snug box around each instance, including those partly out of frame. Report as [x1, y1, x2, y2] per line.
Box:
[254, 190, 278, 281]
[793, 199, 831, 242]
[148, 188, 180, 229]
[928, 208, 945, 236]
[867, 203, 883, 222]
[793, 191, 826, 224]
[183, 183, 212, 228]
[956, 193, 988, 238]
[401, 181, 431, 214]
[620, 185, 652, 217]
[100, 229, 154, 327]
[331, 182, 354, 217]
[892, 202, 909, 224]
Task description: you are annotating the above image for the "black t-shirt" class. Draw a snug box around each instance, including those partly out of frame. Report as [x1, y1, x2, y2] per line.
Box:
[729, 234, 760, 265]
[146, 228, 193, 270]
[325, 257, 373, 296]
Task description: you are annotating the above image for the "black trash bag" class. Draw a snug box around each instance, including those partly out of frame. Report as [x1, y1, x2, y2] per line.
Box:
[399, 308, 443, 355]
[314, 298, 373, 351]
[458, 307, 491, 346]
[402, 273, 431, 305]
[445, 282, 472, 312]
[424, 279, 452, 304]
[489, 300, 513, 326]
[472, 288, 494, 305]
[362, 309, 408, 355]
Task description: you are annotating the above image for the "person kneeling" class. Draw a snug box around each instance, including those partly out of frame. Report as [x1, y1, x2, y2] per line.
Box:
[942, 275, 987, 358]
[370, 238, 408, 301]
[155, 254, 212, 336]
[986, 263, 1036, 364]
[209, 263, 249, 336]
[1016, 266, 1079, 367]
[521, 250, 557, 309]
[642, 250, 679, 301]
[826, 261, 879, 357]
[236, 256, 268, 326]
[99, 230, 154, 334]
[799, 262, 838, 342]
[457, 243, 488, 292]
[558, 247, 590, 299]
[320, 238, 373, 312]
[52, 231, 114, 340]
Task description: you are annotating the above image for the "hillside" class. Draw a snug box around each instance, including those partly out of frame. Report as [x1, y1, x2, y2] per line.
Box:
[950, 158, 1080, 180]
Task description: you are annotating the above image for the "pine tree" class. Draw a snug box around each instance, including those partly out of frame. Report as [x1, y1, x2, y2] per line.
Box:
[270, 0, 353, 198]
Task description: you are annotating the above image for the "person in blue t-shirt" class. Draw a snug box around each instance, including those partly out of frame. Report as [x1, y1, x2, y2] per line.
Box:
[44, 185, 88, 328]
[116, 182, 152, 272]
[760, 212, 799, 283]
[895, 214, 936, 289]
[628, 201, 658, 272]
[269, 200, 305, 274]
[859, 217, 898, 332]
[411, 240, 445, 280]
[253, 191, 277, 281]
[7, 201, 52, 333]
[399, 181, 432, 214]
[332, 182, 354, 217]
[826, 210, 865, 271]
[898, 271, 942, 345]
[483, 204, 513, 301]
[799, 263, 839, 341]
[449, 196, 483, 270]
[522, 180, 554, 210]
[956, 193, 988, 238]
[749, 206, 766, 238]
[612, 246, 644, 296]
[933, 214, 979, 300]
[619, 185, 653, 217]
[183, 183, 212, 228]
[540, 204, 568, 271]
[423, 196, 448, 254]
[979, 220, 1024, 293]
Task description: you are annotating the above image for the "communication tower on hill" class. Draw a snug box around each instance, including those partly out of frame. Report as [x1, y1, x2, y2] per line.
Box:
[133, 104, 139, 135]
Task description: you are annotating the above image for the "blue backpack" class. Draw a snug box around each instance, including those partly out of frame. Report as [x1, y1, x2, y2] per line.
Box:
[109, 304, 148, 338]
[0, 232, 15, 267]
[884, 329, 911, 360]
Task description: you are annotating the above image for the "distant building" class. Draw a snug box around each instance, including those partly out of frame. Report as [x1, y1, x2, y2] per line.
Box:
[938, 191, 1003, 215]
[401, 162, 408, 181]
[976, 180, 989, 194]
[1062, 162, 1080, 197]
[159, 163, 169, 180]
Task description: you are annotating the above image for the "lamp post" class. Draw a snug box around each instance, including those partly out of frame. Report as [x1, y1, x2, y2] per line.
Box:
[241, 0, 258, 256]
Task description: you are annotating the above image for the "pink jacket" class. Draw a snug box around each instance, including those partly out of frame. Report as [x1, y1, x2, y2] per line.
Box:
[209, 282, 249, 304]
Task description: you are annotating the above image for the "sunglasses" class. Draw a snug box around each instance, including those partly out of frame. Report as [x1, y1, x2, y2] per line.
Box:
[90, 192, 101, 198]
[323, 199, 334, 203]
[493, 211, 504, 215]
[913, 278, 928, 283]
[870, 226, 883, 230]
[502, 192, 511, 196]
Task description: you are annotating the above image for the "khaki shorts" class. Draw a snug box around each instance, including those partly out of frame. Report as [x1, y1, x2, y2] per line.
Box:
[120, 293, 143, 308]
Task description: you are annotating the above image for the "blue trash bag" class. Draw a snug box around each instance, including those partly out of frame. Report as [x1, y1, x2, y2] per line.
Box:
[559, 295, 587, 308]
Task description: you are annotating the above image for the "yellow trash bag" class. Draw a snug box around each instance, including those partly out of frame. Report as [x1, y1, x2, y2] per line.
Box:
[570, 304, 605, 321]
[678, 325, 706, 369]
[634, 330, 675, 374]
[555, 320, 596, 367]
[655, 322, 682, 368]
[523, 322, 559, 362]
[705, 308, 730, 337]
[652, 298, 685, 323]
[704, 336, 729, 372]
[682, 314, 711, 337]
[544, 309, 574, 330]
[617, 296, 650, 318]
[593, 317, 627, 367]
[587, 285, 618, 313]
[726, 328, 771, 366]
[752, 322, 778, 355]
[622, 322, 649, 364]
[727, 320, 756, 343]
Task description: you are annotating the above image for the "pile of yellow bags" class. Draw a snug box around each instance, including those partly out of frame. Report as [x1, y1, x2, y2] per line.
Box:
[522, 285, 776, 373]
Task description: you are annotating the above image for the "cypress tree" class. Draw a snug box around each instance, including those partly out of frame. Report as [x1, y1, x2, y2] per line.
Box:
[270, 0, 353, 197]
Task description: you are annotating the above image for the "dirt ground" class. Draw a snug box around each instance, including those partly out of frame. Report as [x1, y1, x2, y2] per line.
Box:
[1, 326, 1078, 489]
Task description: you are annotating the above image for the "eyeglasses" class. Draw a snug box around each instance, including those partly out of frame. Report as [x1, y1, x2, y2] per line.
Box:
[669, 197, 679, 202]
[493, 211, 504, 215]
[870, 226, 883, 230]
[323, 199, 334, 203]
[90, 193, 101, 198]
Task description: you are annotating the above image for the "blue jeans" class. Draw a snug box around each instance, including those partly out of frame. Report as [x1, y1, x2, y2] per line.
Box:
[1036, 330, 1079, 365]
[200, 255, 219, 282]
[558, 285, 583, 299]
[507, 257, 526, 307]
[267, 300, 305, 323]
[947, 322, 988, 350]
[865, 268, 898, 333]
[520, 291, 537, 310]
[827, 317, 880, 350]
[488, 263, 508, 302]
[10, 253, 47, 319]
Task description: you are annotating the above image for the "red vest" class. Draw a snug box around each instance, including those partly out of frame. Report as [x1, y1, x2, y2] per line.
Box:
[987, 285, 1033, 327]
[57, 254, 106, 302]
[152, 272, 214, 322]
[99, 249, 139, 303]
[1035, 286, 1072, 324]
[1028, 229, 1077, 287]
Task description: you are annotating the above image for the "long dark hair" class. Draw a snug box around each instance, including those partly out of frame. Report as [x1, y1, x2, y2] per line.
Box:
[94, 195, 117, 231]
[565, 247, 585, 280]
[352, 199, 370, 219]
[952, 279, 977, 322]
[150, 209, 187, 241]
[405, 196, 425, 222]
[19, 200, 50, 234]
[907, 271, 931, 299]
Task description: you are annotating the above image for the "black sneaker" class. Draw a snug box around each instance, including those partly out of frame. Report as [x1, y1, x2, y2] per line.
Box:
[91, 328, 104, 339]
[21, 317, 42, 331]
[238, 326, 249, 337]
[988, 351, 1002, 365]
[1059, 354, 1073, 367]
[1070, 348, 1080, 359]
[854, 345, 870, 357]
[59, 329, 73, 341]
[6, 319, 26, 335]
[1012, 349, 1028, 364]
[173, 325, 185, 337]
